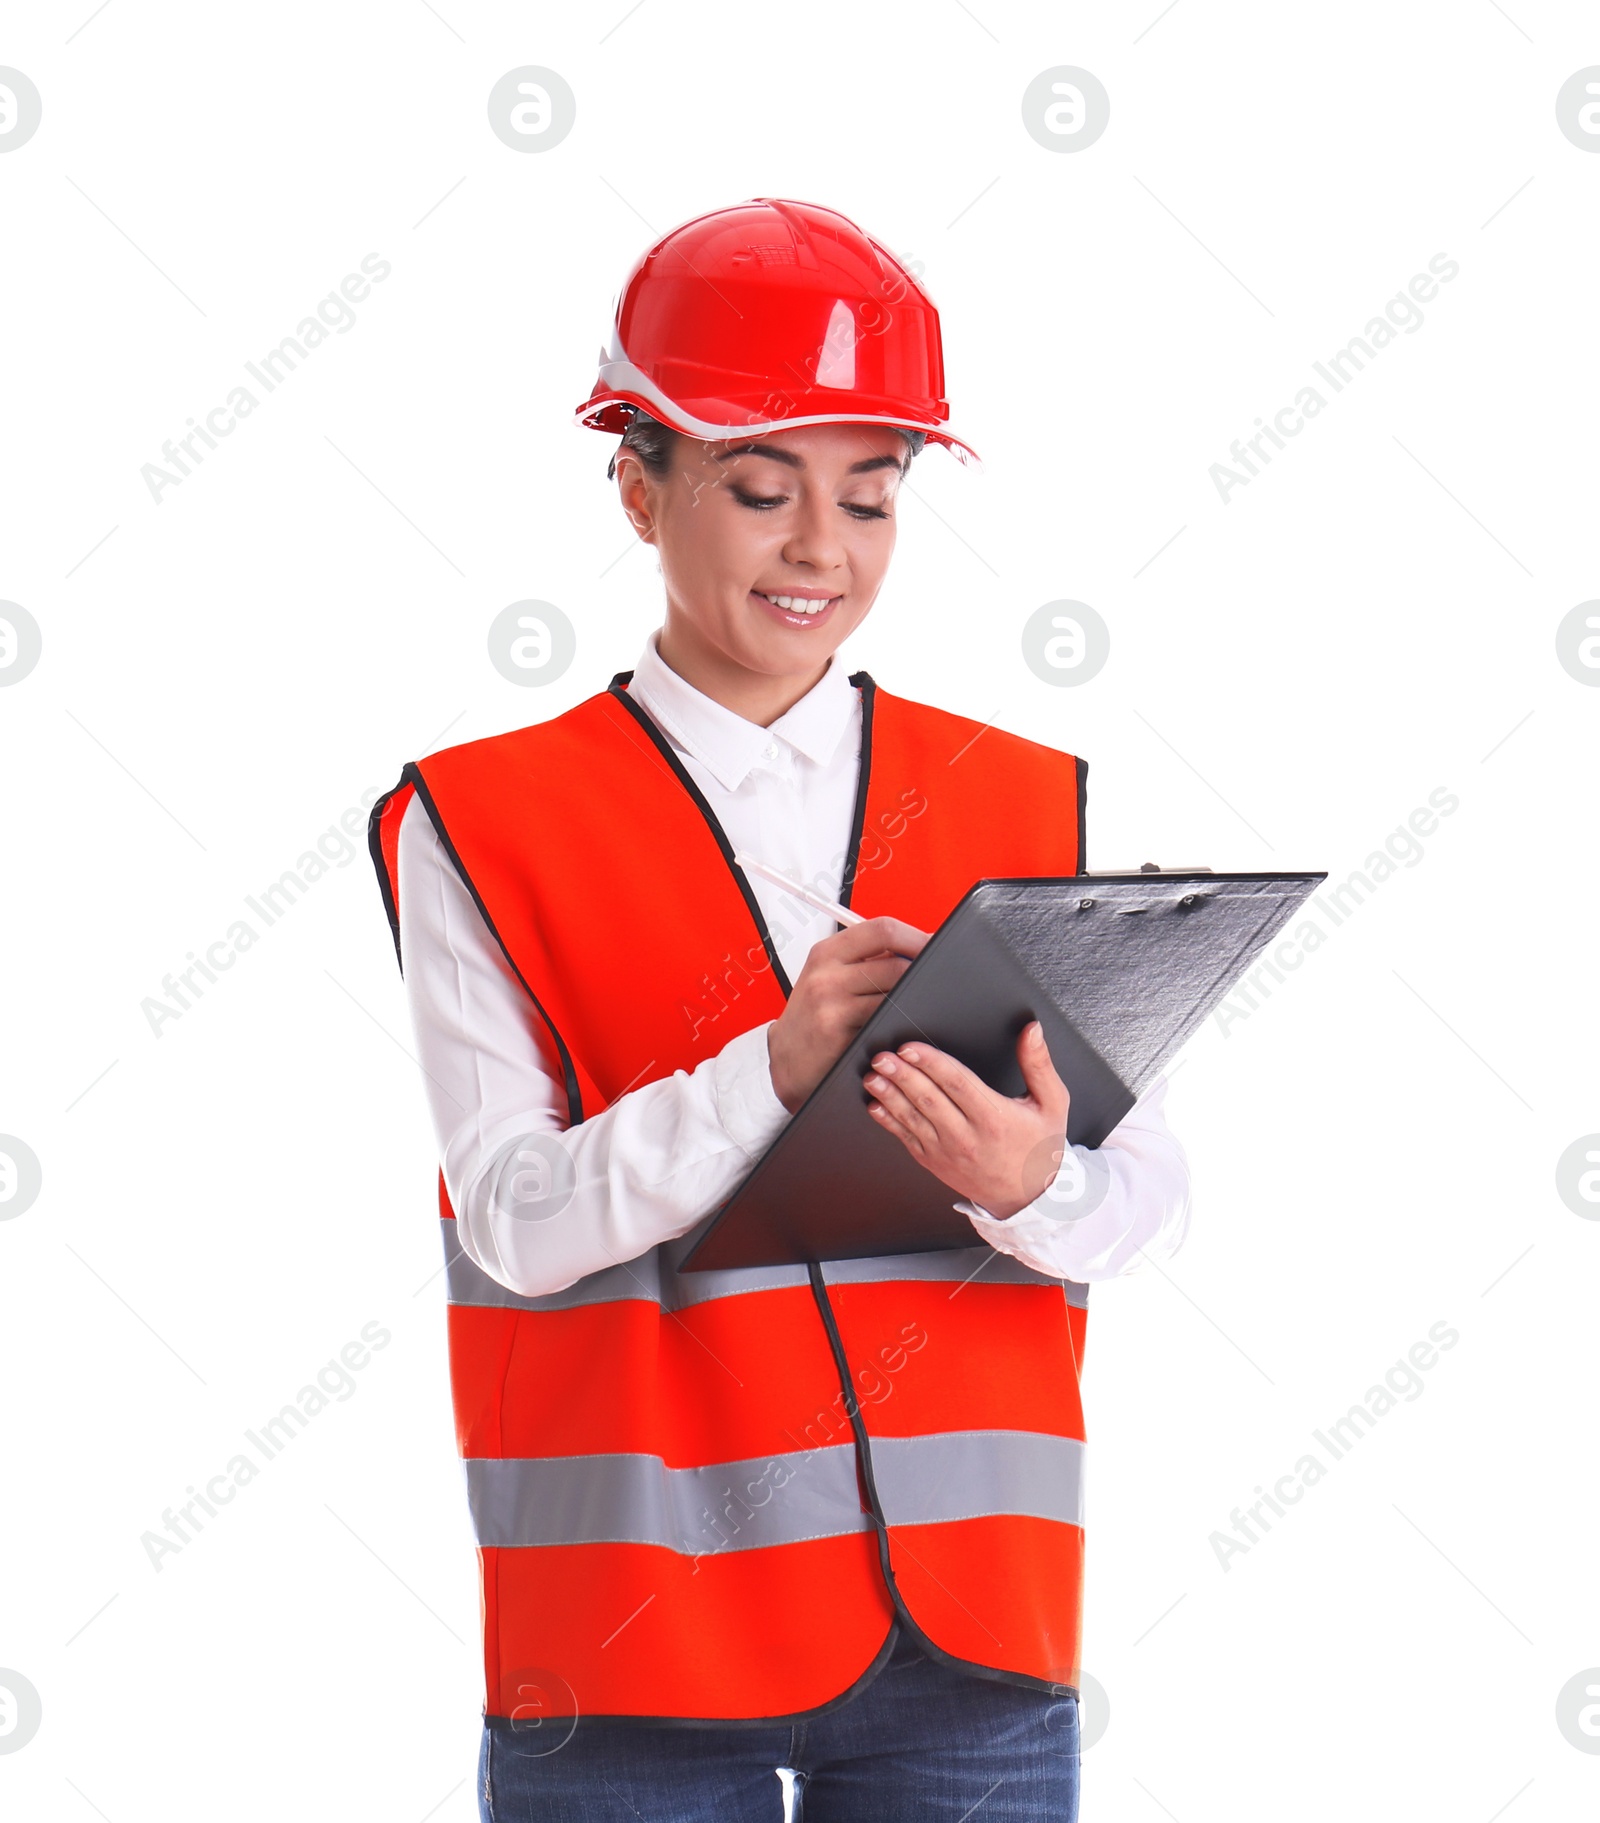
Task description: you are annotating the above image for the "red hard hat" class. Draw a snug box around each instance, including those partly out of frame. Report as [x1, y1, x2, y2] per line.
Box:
[574, 197, 980, 468]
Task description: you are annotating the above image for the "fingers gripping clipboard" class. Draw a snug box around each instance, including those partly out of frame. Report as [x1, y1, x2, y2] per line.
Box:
[678, 870, 1325, 1272]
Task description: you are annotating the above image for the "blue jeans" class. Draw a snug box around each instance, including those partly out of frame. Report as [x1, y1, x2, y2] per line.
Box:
[476, 1622, 1080, 1820]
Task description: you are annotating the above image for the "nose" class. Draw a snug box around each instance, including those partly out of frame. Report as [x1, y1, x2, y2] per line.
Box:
[780, 482, 849, 580]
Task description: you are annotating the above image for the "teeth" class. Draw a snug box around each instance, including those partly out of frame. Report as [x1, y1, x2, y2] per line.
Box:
[760, 593, 832, 614]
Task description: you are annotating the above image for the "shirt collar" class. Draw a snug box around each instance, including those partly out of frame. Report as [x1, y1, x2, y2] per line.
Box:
[625, 629, 858, 792]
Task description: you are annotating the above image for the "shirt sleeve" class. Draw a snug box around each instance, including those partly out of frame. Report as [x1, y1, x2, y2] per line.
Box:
[956, 1074, 1193, 1283]
[396, 794, 792, 1299]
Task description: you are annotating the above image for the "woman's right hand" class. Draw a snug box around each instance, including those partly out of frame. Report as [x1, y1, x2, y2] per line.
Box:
[765, 917, 930, 1114]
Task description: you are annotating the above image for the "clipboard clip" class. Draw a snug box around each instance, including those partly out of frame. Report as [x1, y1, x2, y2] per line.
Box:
[1084, 862, 1214, 876]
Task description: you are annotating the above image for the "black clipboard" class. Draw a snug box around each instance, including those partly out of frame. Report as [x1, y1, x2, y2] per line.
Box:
[679, 870, 1325, 1271]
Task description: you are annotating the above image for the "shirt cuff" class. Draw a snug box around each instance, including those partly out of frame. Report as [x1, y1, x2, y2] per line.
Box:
[956, 1074, 1192, 1281]
[710, 1021, 793, 1156]
[957, 1141, 1113, 1244]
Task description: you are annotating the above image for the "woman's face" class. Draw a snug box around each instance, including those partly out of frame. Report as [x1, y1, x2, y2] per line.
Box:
[618, 420, 909, 685]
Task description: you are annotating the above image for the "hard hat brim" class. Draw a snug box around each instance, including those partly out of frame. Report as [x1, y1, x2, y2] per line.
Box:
[575, 364, 981, 471]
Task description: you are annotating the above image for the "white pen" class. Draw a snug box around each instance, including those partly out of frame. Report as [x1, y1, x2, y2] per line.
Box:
[733, 850, 865, 927]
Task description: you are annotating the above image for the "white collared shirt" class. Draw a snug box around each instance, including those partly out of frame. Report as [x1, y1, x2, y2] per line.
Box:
[396, 631, 1192, 1298]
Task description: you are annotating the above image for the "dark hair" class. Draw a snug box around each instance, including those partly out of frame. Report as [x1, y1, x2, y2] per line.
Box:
[606, 408, 926, 481]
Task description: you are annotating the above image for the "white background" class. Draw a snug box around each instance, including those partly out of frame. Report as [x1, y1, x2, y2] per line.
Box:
[2, 2, 1597, 1818]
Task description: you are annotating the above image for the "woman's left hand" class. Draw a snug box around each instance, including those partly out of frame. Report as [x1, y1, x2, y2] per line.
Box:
[862, 1020, 1070, 1220]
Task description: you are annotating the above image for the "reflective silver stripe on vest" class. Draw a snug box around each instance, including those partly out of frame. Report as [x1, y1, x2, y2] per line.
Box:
[872, 1430, 1085, 1530]
[465, 1444, 872, 1554]
[440, 1220, 1087, 1313]
[464, 1430, 1084, 1553]
[823, 1250, 1088, 1308]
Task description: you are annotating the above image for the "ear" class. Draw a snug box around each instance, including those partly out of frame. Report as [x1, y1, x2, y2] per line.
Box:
[614, 452, 657, 543]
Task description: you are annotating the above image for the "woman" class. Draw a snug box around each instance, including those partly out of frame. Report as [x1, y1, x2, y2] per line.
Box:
[368, 197, 1191, 1821]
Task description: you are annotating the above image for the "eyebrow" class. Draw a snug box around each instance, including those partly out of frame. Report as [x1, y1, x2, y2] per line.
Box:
[711, 440, 904, 476]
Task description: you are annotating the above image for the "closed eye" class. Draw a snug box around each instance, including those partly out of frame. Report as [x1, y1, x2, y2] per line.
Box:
[731, 486, 891, 521]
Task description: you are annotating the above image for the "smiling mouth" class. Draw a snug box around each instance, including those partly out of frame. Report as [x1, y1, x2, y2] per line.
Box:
[751, 589, 841, 620]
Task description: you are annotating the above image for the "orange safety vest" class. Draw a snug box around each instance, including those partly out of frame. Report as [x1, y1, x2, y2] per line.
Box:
[368, 669, 1092, 1726]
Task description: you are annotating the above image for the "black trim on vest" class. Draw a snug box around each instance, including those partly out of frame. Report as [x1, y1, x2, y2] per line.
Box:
[400, 760, 585, 1129]
[1075, 754, 1089, 874]
[366, 780, 406, 973]
[838, 671, 877, 906]
[806, 1262, 1079, 1705]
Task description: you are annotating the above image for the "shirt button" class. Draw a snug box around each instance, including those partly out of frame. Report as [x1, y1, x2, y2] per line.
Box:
[762, 741, 779, 760]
